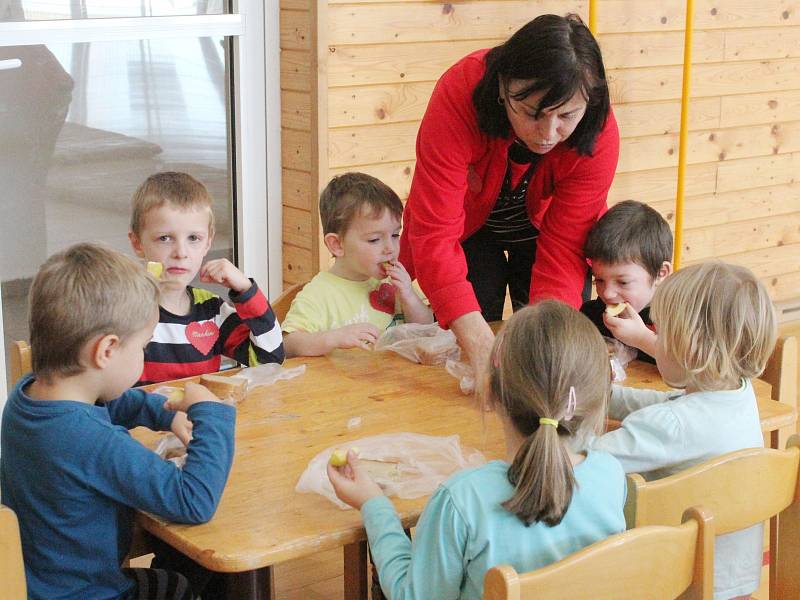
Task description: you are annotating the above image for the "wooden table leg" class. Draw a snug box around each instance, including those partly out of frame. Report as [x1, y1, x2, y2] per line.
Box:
[343, 540, 369, 600]
[224, 566, 274, 600]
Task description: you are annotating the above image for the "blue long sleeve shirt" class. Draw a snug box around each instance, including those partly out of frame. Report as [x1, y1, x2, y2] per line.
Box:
[0, 374, 236, 600]
[591, 381, 765, 599]
[361, 451, 626, 599]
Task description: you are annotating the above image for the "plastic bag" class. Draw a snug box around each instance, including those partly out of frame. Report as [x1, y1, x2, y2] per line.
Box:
[237, 363, 306, 388]
[296, 432, 486, 510]
[153, 433, 187, 468]
[445, 358, 475, 395]
[375, 323, 461, 366]
[604, 337, 638, 383]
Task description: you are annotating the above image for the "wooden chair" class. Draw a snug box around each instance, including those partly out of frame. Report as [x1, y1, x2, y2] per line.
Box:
[760, 335, 798, 448]
[483, 506, 714, 600]
[625, 435, 800, 600]
[0, 505, 27, 600]
[271, 280, 307, 323]
[9, 340, 31, 386]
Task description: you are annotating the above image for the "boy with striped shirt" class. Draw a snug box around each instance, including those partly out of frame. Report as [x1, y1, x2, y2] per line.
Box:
[129, 172, 284, 385]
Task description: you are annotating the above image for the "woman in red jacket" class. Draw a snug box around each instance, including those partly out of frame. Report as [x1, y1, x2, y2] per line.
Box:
[398, 13, 619, 375]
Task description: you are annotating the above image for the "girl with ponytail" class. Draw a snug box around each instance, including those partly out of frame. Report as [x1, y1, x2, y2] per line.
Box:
[328, 301, 626, 599]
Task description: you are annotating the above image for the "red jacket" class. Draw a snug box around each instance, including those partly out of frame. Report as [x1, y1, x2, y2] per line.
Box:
[399, 49, 620, 328]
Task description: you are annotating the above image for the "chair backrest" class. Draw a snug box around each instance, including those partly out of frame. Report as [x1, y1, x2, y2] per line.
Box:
[271, 280, 307, 324]
[625, 436, 800, 533]
[9, 340, 31, 386]
[625, 436, 800, 600]
[483, 506, 714, 600]
[761, 335, 798, 404]
[0, 505, 27, 600]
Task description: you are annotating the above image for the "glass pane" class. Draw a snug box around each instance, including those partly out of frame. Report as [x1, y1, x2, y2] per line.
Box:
[1, 0, 227, 21]
[0, 36, 233, 381]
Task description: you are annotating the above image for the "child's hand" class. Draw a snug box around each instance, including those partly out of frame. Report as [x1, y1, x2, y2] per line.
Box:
[329, 323, 381, 350]
[199, 258, 252, 294]
[327, 450, 384, 510]
[384, 260, 414, 298]
[163, 382, 223, 412]
[603, 304, 654, 352]
[170, 411, 194, 446]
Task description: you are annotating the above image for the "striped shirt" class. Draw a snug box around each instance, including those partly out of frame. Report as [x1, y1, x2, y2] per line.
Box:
[484, 145, 541, 243]
[138, 281, 284, 385]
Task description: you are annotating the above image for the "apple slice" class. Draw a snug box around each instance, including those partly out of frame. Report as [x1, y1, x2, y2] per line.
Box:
[329, 446, 360, 467]
[146, 261, 163, 279]
[605, 302, 628, 317]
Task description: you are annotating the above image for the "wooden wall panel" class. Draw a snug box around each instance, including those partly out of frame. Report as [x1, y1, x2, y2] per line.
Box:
[327, 1, 585, 45]
[280, 0, 800, 313]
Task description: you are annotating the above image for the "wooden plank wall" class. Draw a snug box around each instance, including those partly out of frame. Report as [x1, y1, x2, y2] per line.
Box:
[280, 0, 800, 316]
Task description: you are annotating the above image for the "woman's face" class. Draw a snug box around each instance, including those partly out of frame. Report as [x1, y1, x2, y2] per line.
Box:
[500, 81, 588, 154]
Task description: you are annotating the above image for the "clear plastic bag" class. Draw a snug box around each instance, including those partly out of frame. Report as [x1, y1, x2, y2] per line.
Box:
[604, 337, 638, 383]
[153, 433, 187, 468]
[375, 323, 461, 366]
[445, 358, 475, 395]
[296, 432, 486, 510]
[237, 363, 306, 388]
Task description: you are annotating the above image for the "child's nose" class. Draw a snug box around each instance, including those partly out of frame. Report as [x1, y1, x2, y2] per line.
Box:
[173, 240, 188, 257]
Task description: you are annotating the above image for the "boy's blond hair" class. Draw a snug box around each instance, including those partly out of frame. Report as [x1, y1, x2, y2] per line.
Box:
[130, 172, 215, 237]
[489, 301, 610, 526]
[319, 172, 403, 236]
[29, 243, 160, 382]
[651, 261, 777, 391]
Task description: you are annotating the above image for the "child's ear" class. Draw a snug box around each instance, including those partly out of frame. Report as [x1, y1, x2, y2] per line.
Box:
[654, 261, 673, 285]
[91, 334, 121, 369]
[324, 233, 345, 258]
[128, 231, 145, 258]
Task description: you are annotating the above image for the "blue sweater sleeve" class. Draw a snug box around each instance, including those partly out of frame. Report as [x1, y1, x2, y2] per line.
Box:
[362, 490, 468, 600]
[82, 401, 236, 523]
[105, 388, 175, 431]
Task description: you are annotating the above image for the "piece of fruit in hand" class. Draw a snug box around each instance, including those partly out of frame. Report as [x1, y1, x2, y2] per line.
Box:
[605, 302, 628, 317]
[147, 261, 163, 279]
[329, 446, 360, 467]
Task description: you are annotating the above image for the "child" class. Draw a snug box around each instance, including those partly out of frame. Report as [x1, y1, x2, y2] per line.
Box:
[282, 172, 433, 357]
[591, 261, 777, 600]
[328, 301, 626, 599]
[0, 243, 236, 600]
[581, 199, 673, 363]
[129, 171, 284, 384]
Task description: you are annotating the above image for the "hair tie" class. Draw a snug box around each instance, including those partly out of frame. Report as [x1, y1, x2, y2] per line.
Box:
[539, 417, 559, 428]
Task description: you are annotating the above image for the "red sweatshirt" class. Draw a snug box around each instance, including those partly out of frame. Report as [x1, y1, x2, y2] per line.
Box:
[399, 49, 620, 328]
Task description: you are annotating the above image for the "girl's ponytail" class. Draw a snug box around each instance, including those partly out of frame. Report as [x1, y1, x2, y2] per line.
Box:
[503, 418, 576, 526]
[490, 301, 609, 526]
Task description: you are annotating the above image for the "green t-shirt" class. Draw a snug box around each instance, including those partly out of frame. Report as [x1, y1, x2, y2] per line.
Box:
[281, 271, 426, 333]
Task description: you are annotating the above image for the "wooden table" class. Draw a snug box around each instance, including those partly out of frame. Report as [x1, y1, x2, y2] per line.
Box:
[135, 351, 796, 600]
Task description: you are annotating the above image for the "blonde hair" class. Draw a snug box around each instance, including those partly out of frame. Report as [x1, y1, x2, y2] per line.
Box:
[490, 301, 610, 526]
[130, 171, 215, 237]
[29, 243, 160, 382]
[651, 261, 777, 391]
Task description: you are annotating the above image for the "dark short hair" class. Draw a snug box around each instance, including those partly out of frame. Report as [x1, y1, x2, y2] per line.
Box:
[319, 172, 403, 235]
[472, 13, 610, 156]
[584, 200, 673, 279]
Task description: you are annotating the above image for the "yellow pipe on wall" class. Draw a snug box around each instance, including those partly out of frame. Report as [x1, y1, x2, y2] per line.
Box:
[588, 0, 598, 35]
[674, 0, 695, 270]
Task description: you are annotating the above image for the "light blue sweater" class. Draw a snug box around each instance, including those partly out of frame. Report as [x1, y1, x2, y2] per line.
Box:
[0, 374, 236, 600]
[361, 450, 626, 600]
[591, 380, 764, 600]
